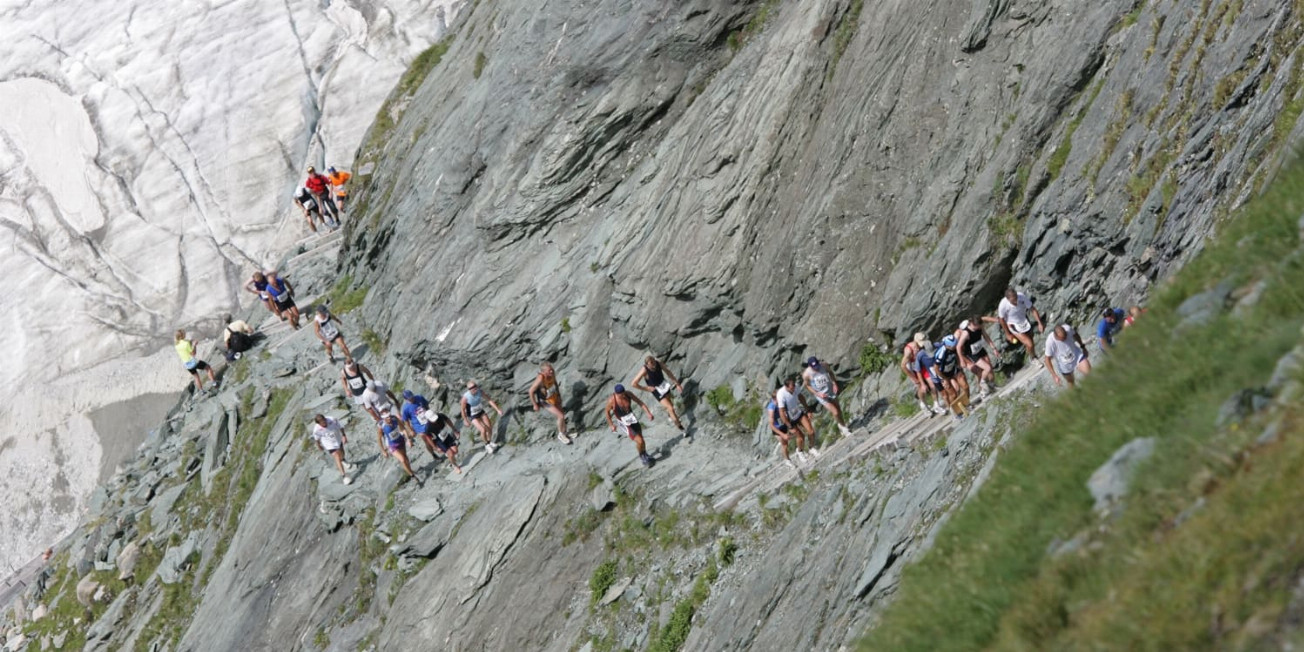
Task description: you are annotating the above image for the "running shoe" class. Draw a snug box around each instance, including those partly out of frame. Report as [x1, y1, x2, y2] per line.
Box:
[809, 447, 822, 459]
[557, 432, 572, 445]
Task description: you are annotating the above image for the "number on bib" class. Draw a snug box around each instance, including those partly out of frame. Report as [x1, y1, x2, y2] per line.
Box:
[618, 414, 638, 426]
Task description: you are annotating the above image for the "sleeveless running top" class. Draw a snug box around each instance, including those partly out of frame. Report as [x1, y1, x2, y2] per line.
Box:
[644, 363, 665, 387]
[381, 422, 404, 447]
[965, 325, 985, 357]
[463, 389, 485, 417]
[343, 367, 366, 396]
[808, 370, 832, 395]
[538, 374, 561, 406]
[267, 277, 289, 300]
[317, 313, 339, 340]
[935, 347, 959, 375]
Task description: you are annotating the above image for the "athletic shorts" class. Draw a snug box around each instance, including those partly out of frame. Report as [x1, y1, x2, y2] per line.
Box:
[467, 409, 486, 422]
[814, 392, 837, 407]
[322, 444, 342, 454]
[386, 439, 406, 452]
[652, 384, 674, 401]
[771, 423, 790, 436]
[274, 296, 296, 310]
[618, 421, 642, 439]
[1010, 320, 1034, 335]
[1055, 352, 1088, 376]
[786, 410, 806, 424]
[429, 434, 456, 452]
[185, 360, 210, 372]
[968, 349, 988, 361]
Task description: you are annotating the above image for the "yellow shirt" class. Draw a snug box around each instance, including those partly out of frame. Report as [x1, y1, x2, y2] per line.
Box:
[175, 339, 195, 363]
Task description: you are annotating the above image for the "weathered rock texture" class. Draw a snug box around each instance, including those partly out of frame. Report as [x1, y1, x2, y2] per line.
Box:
[342, 0, 1304, 406]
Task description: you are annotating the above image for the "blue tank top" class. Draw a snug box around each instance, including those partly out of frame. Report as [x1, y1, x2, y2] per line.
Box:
[463, 389, 484, 414]
[766, 400, 783, 428]
[381, 422, 404, 446]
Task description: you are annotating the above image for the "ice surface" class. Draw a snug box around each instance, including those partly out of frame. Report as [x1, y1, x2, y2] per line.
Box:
[0, 0, 461, 571]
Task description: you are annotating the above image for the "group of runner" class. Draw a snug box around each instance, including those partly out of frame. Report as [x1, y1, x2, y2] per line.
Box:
[293, 165, 351, 233]
[764, 357, 854, 468]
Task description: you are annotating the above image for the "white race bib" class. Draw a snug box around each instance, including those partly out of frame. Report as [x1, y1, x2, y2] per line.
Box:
[656, 381, 672, 395]
[619, 413, 638, 426]
[416, 409, 430, 425]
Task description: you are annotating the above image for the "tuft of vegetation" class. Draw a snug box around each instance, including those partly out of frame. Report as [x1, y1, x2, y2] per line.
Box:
[828, 0, 865, 77]
[361, 38, 453, 160]
[589, 559, 619, 605]
[326, 274, 369, 314]
[862, 157, 1304, 650]
[726, 0, 780, 52]
[473, 51, 487, 79]
[360, 328, 388, 356]
[892, 397, 922, 419]
[648, 561, 720, 652]
[560, 316, 571, 333]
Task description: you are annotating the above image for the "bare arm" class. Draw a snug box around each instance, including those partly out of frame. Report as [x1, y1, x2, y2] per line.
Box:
[630, 368, 650, 393]
[376, 426, 388, 455]
[528, 376, 543, 410]
[460, 397, 470, 421]
[666, 367, 684, 391]
[605, 400, 616, 431]
[1044, 355, 1061, 385]
[486, 395, 503, 415]
[766, 407, 786, 436]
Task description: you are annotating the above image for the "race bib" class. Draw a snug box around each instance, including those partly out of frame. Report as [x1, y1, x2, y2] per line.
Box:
[656, 381, 672, 395]
[320, 321, 339, 339]
[469, 407, 484, 418]
[347, 376, 364, 389]
[416, 409, 430, 425]
[618, 413, 638, 426]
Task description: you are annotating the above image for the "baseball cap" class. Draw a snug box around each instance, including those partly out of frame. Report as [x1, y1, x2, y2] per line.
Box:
[942, 334, 958, 348]
[328, 166, 336, 173]
[807, 356, 820, 368]
[614, 384, 625, 394]
[1103, 307, 1118, 318]
[306, 166, 316, 173]
[316, 304, 328, 314]
[913, 332, 929, 348]
[958, 320, 970, 330]
[402, 390, 415, 400]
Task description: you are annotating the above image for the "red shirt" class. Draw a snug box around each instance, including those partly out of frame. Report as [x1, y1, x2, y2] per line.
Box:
[305, 174, 328, 194]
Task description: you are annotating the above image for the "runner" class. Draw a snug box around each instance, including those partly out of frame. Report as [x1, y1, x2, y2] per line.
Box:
[1097, 307, 1126, 351]
[902, 333, 947, 415]
[174, 329, 217, 393]
[776, 376, 820, 456]
[305, 166, 340, 225]
[955, 317, 1000, 399]
[461, 381, 504, 453]
[313, 305, 351, 363]
[265, 271, 300, 329]
[222, 315, 255, 361]
[244, 271, 280, 318]
[1125, 305, 1145, 328]
[327, 166, 351, 213]
[604, 384, 657, 467]
[528, 363, 572, 444]
[934, 335, 968, 418]
[1044, 324, 1092, 388]
[311, 414, 357, 484]
[360, 380, 401, 423]
[293, 186, 324, 232]
[401, 391, 463, 472]
[801, 357, 851, 436]
[996, 288, 1044, 359]
[376, 414, 421, 485]
[339, 358, 375, 406]
[630, 356, 686, 434]
[765, 388, 808, 469]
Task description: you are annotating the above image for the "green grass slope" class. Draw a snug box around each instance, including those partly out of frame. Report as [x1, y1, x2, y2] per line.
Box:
[862, 157, 1304, 651]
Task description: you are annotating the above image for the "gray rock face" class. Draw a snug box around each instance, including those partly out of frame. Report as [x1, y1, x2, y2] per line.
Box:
[1087, 437, 1157, 515]
[340, 0, 1304, 426]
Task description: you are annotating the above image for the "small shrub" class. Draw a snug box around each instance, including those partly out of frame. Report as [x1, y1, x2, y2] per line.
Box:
[589, 559, 618, 604]
[859, 342, 894, 376]
[893, 398, 922, 418]
[718, 537, 737, 567]
[705, 385, 736, 414]
[361, 329, 388, 356]
[473, 51, 487, 79]
[561, 317, 571, 333]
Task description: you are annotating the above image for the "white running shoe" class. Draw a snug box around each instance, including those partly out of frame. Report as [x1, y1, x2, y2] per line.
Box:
[932, 404, 947, 415]
[342, 475, 352, 485]
[977, 389, 990, 401]
[794, 451, 809, 465]
[784, 458, 797, 470]
[345, 462, 357, 472]
[917, 400, 929, 413]
[838, 424, 852, 437]
[809, 447, 822, 459]
[486, 443, 497, 454]
[557, 432, 572, 445]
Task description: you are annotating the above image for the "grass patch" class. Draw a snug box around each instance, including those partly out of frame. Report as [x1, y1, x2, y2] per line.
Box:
[360, 329, 388, 356]
[859, 342, 893, 377]
[473, 51, 487, 79]
[648, 561, 720, 652]
[861, 156, 1304, 650]
[589, 559, 619, 605]
[326, 274, 369, 314]
[360, 37, 453, 160]
[828, 0, 864, 77]
[726, 0, 780, 52]
[560, 316, 571, 333]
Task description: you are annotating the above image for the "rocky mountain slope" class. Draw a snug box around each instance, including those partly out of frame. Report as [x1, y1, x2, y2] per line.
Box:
[3, 0, 1304, 650]
[0, 0, 459, 574]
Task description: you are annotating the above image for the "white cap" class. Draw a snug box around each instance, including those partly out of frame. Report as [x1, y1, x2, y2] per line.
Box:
[959, 320, 970, 330]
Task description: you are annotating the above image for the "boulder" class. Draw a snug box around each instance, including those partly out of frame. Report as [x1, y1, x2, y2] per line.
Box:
[1087, 438, 1157, 515]
[75, 574, 100, 607]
